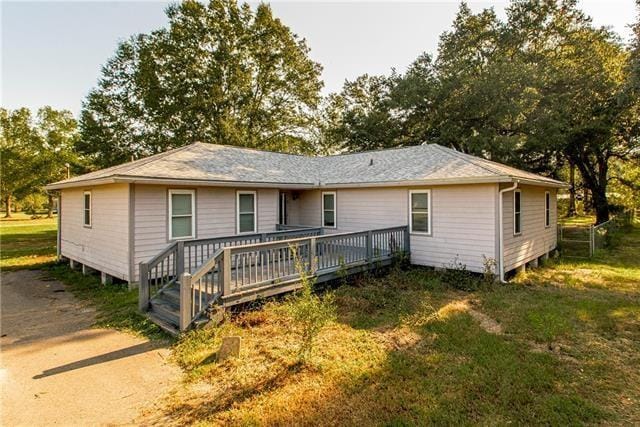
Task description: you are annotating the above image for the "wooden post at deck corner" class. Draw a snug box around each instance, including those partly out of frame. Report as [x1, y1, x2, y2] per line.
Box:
[366, 230, 373, 265]
[404, 226, 411, 255]
[222, 248, 231, 297]
[180, 272, 192, 331]
[309, 237, 317, 274]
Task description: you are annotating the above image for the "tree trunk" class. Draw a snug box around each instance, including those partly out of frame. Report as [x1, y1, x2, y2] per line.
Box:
[568, 162, 577, 217]
[592, 187, 610, 224]
[566, 147, 610, 225]
[47, 193, 54, 218]
[4, 194, 12, 218]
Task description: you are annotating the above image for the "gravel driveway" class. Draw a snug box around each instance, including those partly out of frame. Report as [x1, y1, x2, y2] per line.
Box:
[1, 269, 180, 426]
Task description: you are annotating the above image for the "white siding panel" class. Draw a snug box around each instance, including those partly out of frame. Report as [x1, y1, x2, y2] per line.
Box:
[502, 185, 557, 272]
[132, 185, 278, 281]
[409, 184, 497, 272]
[306, 185, 497, 272]
[60, 184, 130, 280]
[297, 190, 322, 227]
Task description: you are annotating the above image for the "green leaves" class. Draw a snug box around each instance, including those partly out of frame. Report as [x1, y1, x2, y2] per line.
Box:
[79, 0, 323, 167]
[0, 107, 79, 213]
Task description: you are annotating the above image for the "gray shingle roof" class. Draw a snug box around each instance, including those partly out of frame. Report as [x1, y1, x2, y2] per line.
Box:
[47, 142, 566, 189]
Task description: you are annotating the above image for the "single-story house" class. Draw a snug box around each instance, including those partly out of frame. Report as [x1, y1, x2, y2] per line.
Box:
[46, 142, 566, 285]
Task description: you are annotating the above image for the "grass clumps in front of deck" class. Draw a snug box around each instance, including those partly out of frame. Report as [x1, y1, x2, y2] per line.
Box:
[164, 242, 640, 425]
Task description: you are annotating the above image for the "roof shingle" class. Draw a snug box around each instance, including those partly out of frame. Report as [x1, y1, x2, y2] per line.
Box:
[47, 142, 565, 189]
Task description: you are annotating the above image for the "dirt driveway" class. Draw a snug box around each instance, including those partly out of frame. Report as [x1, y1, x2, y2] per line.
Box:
[1, 270, 180, 426]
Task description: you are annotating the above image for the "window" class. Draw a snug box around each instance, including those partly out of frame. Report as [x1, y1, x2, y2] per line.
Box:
[409, 190, 431, 234]
[237, 191, 257, 233]
[169, 189, 195, 240]
[83, 191, 91, 227]
[545, 191, 551, 228]
[514, 190, 522, 235]
[322, 192, 336, 228]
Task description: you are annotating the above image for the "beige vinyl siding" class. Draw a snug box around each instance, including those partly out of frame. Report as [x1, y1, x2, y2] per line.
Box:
[60, 183, 130, 280]
[334, 188, 407, 231]
[502, 184, 557, 272]
[297, 189, 322, 227]
[296, 185, 497, 272]
[410, 184, 497, 272]
[132, 185, 278, 281]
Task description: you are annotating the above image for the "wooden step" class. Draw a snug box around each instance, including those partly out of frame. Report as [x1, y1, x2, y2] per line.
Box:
[149, 298, 179, 326]
[147, 312, 179, 336]
[159, 286, 180, 306]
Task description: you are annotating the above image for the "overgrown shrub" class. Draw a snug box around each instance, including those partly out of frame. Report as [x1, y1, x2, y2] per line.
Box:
[482, 255, 497, 284]
[440, 256, 478, 291]
[281, 246, 336, 363]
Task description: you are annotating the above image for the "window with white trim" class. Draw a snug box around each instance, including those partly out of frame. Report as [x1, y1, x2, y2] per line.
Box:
[545, 191, 551, 228]
[322, 192, 336, 228]
[514, 190, 522, 235]
[237, 191, 257, 233]
[169, 189, 195, 240]
[83, 191, 91, 227]
[409, 190, 431, 234]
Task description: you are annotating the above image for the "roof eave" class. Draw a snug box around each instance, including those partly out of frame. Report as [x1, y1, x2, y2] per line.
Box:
[46, 175, 317, 190]
[46, 173, 568, 191]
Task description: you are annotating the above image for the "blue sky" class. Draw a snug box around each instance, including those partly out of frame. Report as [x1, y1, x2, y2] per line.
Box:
[2, 1, 637, 117]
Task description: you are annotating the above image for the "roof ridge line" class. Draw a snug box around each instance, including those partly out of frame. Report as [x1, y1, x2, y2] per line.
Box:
[197, 141, 311, 158]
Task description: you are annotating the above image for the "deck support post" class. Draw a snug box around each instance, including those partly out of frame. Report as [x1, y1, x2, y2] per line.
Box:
[101, 272, 112, 285]
[404, 227, 411, 255]
[180, 273, 191, 331]
[308, 237, 317, 274]
[366, 230, 373, 265]
[82, 264, 89, 275]
[222, 248, 231, 296]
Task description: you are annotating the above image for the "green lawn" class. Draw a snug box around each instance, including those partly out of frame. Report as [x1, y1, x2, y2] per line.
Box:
[165, 223, 640, 425]
[0, 213, 57, 270]
[3, 212, 638, 424]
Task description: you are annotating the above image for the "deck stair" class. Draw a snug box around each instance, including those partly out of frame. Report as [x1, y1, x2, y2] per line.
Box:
[147, 283, 181, 334]
[139, 225, 409, 335]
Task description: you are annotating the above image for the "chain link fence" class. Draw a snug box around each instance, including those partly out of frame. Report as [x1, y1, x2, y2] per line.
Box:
[558, 209, 635, 258]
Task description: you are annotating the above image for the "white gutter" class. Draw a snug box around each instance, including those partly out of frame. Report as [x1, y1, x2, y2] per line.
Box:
[498, 180, 519, 283]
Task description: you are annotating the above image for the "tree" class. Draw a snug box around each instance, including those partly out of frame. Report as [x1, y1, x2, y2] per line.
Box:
[327, 74, 400, 152]
[0, 108, 39, 217]
[78, 0, 323, 168]
[34, 107, 80, 217]
[0, 107, 80, 218]
[318, 54, 439, 154]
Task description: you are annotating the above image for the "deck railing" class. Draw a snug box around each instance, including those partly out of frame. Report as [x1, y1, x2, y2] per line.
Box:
[138, 226, 322, 311]
[178, 225, 409, 330]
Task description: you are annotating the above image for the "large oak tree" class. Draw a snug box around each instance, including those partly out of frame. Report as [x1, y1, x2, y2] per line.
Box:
[78, 0, 323, 167]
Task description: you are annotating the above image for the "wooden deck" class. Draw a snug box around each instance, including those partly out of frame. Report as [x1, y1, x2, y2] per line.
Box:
[139, 226, 409, 334]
